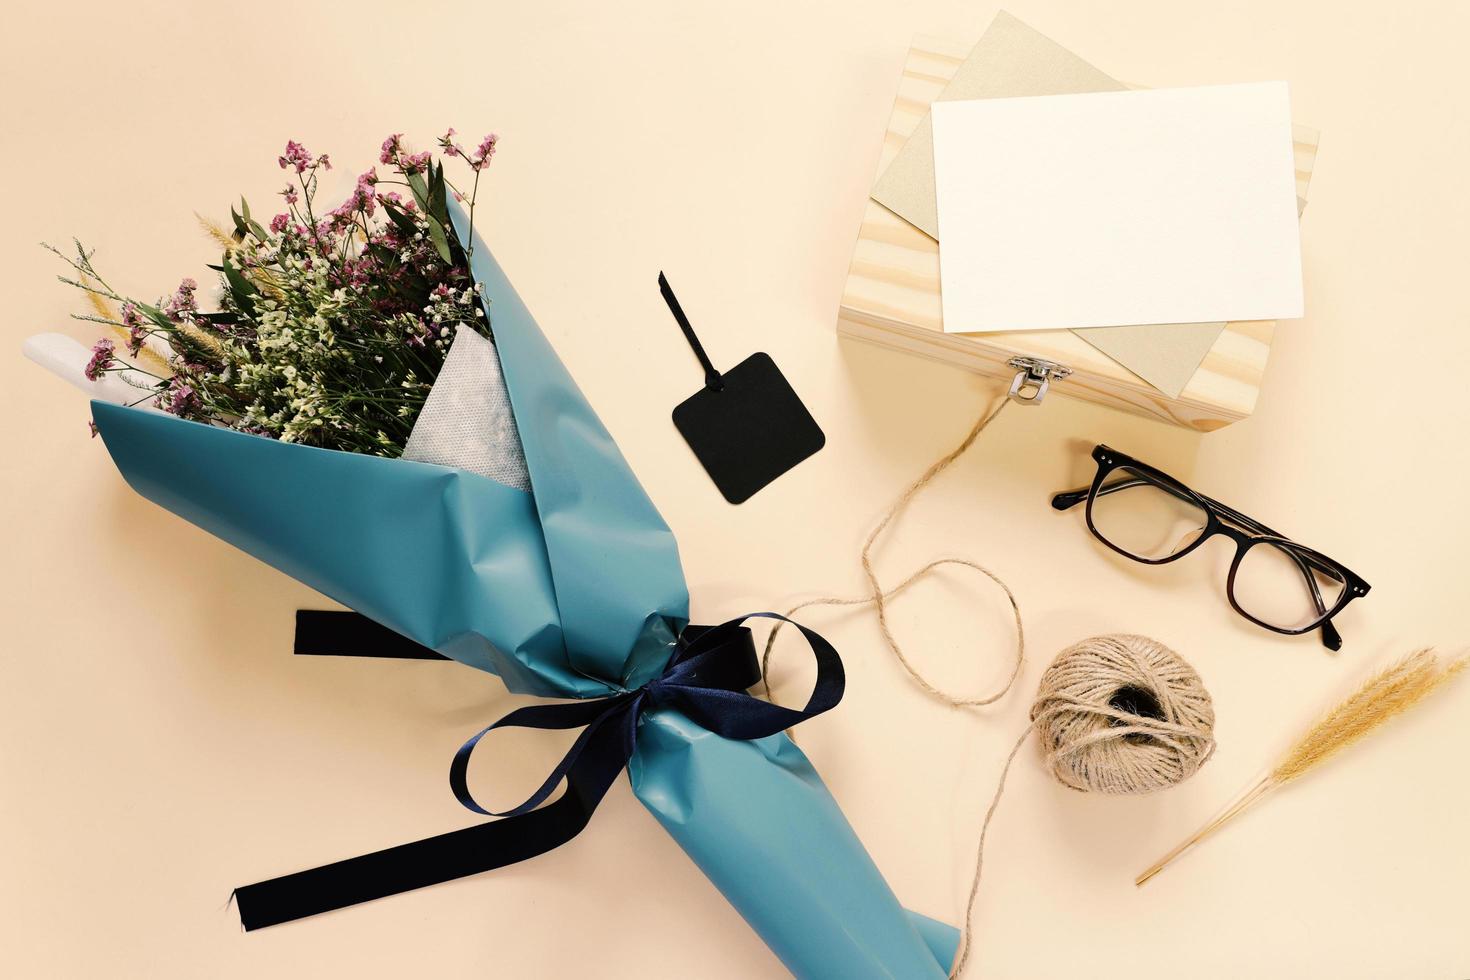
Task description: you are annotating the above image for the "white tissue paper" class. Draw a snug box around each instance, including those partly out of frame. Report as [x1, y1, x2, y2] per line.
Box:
[401, 324, 531, 493]
[23, 333, 163, 407]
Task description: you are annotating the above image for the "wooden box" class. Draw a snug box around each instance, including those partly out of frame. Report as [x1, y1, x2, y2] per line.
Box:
[838, 36, 1320, 431]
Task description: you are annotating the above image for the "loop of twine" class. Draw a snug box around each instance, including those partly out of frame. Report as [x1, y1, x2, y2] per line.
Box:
[757, 395, 1022, 978]
[760, 396, 1023, 708]
[756, 393, 1217, 978]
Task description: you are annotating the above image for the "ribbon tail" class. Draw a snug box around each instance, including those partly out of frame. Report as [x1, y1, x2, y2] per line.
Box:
[294, 610, 449, 660]
[233, 706, 633, 930]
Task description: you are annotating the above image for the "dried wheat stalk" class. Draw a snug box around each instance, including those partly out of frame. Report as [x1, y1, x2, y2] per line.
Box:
[1136, 649, 1466, 886]
[80, 273, 173, 377]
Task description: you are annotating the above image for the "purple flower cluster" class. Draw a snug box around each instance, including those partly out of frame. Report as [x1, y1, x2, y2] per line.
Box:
[83, 338, 116, 381]
[65, 129, 501, 452]
[278, 140, 330, 175]
[157, 377, 202, 417]
[324, 167, 380, 229]
[439, 128, 498, 171]
[161, 277, 198, 324]
[120, 302, 148, 356]
[379, 133, 432, 175]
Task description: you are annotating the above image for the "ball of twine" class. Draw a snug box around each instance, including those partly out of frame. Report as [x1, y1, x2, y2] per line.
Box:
[1032, 634, 1216, 795]
[947, 634, 1216, 976]
[758, 395, 1223, 976]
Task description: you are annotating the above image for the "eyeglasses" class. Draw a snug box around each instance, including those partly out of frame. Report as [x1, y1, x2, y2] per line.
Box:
[1051, 445, 1370, 650]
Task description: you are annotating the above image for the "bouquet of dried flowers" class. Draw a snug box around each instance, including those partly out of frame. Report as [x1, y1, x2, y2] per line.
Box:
[51, 130, 499, 455]
[31, 128, 963, 980]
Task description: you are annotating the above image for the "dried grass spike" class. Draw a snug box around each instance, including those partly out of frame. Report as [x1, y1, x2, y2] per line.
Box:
[199, 212, 286, 301]
[196, 213, 240, 252]
[1272, 650, 1466, 784]
[77, 271, 173, 377]
[1135, 648, 1466, 887]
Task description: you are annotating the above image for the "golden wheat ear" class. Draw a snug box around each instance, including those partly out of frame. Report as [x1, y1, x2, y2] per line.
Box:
[196, 213, 238, 251]
[199, 212, 287, 302]
[1135, 649, 1467, 886]
[79, 272, 173, 377]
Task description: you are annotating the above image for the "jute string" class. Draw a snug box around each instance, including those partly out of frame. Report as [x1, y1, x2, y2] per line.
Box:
[758, 395, 1215, 978]
[947, 644, 1213, 977]
[760, 396, 1022, 707]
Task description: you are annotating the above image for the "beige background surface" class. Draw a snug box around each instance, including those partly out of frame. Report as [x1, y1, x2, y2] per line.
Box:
[2, 2, 1467, 977]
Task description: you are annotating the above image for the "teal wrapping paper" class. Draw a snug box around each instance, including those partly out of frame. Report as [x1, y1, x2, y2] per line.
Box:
[89, 202, 957, 978]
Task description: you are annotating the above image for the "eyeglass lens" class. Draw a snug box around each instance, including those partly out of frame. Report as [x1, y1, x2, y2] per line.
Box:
[1089, 466, 1208, 561]
[1232, 541, 1346, 630]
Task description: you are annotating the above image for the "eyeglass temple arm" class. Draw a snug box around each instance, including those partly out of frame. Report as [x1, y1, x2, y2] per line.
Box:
[1050, 486, 1091, 510]
[1319, 619, 1343, 652]
[1052, 476, 1201, 513]
[1051, 479, 1346, 651]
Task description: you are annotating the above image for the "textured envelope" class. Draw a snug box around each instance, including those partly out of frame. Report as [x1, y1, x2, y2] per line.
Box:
[872, 12, 1120, 241]
[90, 202, 959, 979]
[870, 12, 1233, 397]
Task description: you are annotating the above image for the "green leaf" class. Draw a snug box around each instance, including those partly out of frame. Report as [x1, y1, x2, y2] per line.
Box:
[221, 257, 259, 315]
[381, 199, 417, 236]
[238, 198, 270, 240]
[406, 172, 431, 212]
[428, 162, 449, 224]
[229, 206, 249, 241]
[221, 256, 258, 295]
[425, 216, 452, 265]
[137, 301, 173, 328]
[407, 169, 452, 263]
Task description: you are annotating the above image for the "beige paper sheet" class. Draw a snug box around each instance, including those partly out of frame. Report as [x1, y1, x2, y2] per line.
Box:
[870, 11, 1231, 398]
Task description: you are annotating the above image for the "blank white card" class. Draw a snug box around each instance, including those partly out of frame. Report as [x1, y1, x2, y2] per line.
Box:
[932, 82, 1303, 333]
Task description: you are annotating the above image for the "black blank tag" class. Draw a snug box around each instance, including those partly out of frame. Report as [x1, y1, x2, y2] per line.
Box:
[672, 352, 825, 504]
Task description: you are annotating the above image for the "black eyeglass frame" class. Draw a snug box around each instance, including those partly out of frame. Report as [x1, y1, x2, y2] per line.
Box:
[1051, 445, 1371, 651]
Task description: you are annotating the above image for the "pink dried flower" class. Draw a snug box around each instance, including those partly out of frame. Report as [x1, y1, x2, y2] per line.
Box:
[120, 303, 149, 356]
[83, 338, 115, 381]
[469, 133, 498, 170]
[270, 213, 290, 234]
[317, 213, 347, 238]
[278, 140, 314, 174]
[158, 377, 202, 417]
[282, 185, 299, 206]
[162, 277, 198, 322]
[400, 150, 432, 175]
[380, 133, 403, 165]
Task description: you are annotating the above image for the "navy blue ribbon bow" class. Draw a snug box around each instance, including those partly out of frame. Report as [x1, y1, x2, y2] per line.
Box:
[234, 613, 843, 931]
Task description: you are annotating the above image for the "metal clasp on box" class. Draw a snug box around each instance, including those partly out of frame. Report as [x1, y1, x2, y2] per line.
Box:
[1006, 356, 1072, 406]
